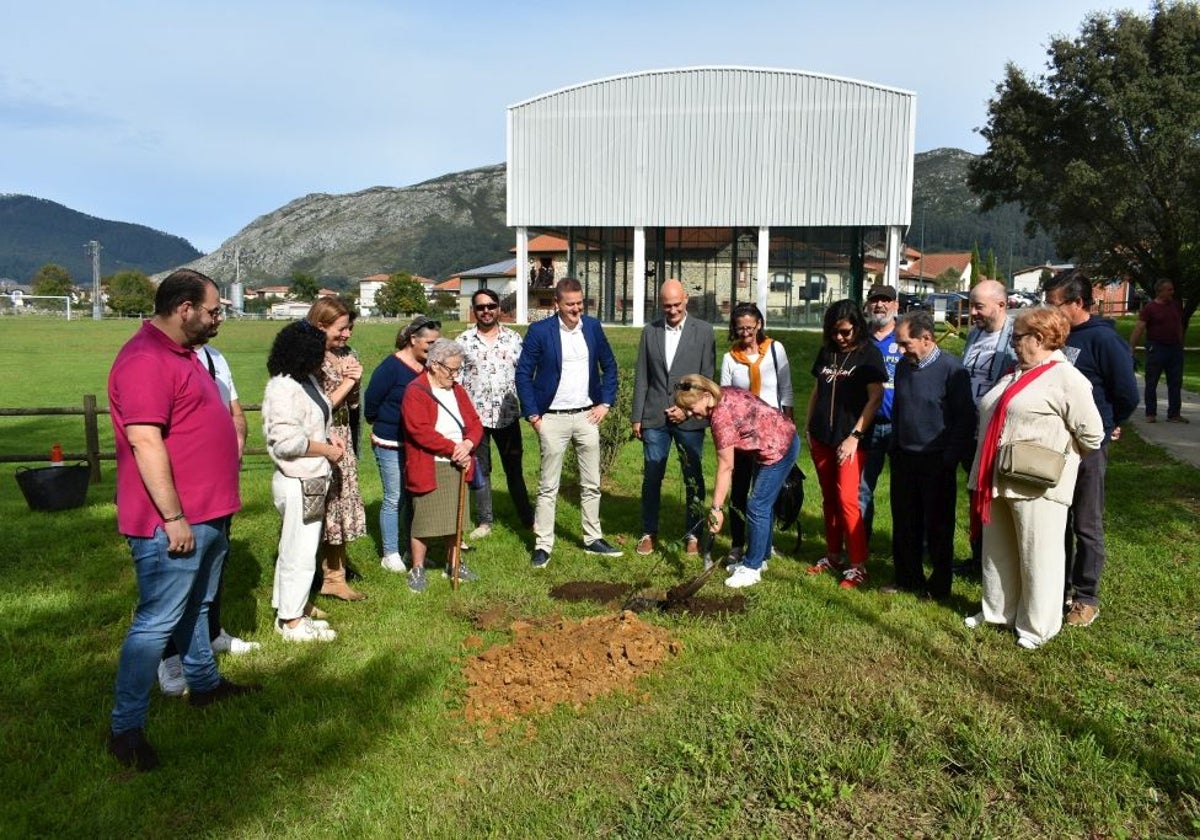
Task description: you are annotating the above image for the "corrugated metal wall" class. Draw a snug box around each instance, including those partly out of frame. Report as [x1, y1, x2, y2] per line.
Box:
[507, 67, 915, 229]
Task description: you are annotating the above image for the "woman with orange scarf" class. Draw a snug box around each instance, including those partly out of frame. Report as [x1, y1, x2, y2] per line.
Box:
[718, 302, 794, 563]
[965, 306, 1102, 649]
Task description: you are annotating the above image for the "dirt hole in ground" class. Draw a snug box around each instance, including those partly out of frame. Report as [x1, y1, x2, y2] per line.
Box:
[549, 579, 747, 617]
[461, 611, 682, 725]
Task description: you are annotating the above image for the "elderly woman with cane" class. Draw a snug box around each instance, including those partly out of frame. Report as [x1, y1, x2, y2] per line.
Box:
[401, 338, 484, 593]
[966, 306, 1103, 649]
[674, 374, 800, 589]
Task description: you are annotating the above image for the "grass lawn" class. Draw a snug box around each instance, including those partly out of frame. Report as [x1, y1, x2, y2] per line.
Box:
[1, 316, 1198, 838]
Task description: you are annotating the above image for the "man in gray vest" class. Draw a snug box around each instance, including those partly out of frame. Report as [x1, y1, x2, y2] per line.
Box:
[631, 279, 716, 556]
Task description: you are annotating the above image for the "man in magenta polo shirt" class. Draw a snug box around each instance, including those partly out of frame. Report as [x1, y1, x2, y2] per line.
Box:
[106, 269, 258, 771]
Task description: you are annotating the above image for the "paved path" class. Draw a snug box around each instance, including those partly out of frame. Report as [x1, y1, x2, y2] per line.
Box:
[1125, 376, 1200, 468]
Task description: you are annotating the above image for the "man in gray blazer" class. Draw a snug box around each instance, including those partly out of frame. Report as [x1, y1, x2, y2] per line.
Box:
[631, 279, 716, 556]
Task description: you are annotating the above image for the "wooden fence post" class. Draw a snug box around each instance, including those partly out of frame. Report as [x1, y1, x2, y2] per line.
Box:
[83, 394, 101, 483]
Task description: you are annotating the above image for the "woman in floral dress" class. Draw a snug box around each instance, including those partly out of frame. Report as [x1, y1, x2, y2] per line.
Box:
[306, 298, 368, 601]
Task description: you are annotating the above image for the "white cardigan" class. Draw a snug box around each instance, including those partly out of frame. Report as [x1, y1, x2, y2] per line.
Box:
[262, 374, 333, 480]
[968, 350, 1104, 505]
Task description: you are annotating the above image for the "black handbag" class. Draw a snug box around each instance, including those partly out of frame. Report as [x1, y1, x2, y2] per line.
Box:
[773, 462, 806, 530]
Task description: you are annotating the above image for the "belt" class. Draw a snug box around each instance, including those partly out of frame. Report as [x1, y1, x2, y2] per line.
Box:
[544, 405, 592, 415]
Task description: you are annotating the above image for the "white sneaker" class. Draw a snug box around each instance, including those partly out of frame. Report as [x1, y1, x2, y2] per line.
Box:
[964, 612, 986, 629]
[276, 616, 336, 643]
[724, 564, 762, 589]
[726, 559, 768, 572]
[228, 636, 261, 655]
[380, 553, 407, 573]
[157, 655, 186, 697]
[468, 523, 492, 540]
[1016, 635, 1040, 650]
[211, 629, 261, 655]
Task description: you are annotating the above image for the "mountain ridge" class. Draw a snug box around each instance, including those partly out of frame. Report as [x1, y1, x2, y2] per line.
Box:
[4, 150, 1059, 287]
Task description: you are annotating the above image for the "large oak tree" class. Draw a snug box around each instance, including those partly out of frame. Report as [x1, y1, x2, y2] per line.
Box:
[969, 1, 1200, 324]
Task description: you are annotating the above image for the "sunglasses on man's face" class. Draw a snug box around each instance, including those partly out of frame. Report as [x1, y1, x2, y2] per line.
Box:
[474, 303, 498, 312]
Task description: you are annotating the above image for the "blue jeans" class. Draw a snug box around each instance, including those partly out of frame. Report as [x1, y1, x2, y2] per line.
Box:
[111, 518, 227, 734]
[640, 425, 707, 538]
[743, 434, 801, 570]
[1144, 343, 1184, 419]
[373, 444, 411, 557]
[858, 421, 892, 542]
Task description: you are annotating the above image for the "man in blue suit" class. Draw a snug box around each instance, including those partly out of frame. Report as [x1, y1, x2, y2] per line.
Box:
[516, 277, 621, 567]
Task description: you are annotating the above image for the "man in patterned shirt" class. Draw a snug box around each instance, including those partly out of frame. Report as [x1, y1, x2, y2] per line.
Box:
[457, 288, 534, 536]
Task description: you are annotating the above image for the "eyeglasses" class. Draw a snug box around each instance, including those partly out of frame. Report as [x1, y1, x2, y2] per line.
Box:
[734, 326, 758, 335]
[1011, 332, 1036, 345]
[834, 327, 855, 338]
[473, 303, 498, 312]
[435, 360, 462, 376]
[673, 382, 698, 391]
[194, 302, 224, 319]
[867, 296, 893, 303]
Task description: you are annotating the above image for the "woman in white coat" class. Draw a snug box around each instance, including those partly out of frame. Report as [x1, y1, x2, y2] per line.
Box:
[262, 321, 347, 642]
[966, 306, 1103, 649]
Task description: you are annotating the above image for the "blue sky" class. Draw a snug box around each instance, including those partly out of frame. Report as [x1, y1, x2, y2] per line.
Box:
[2, 0, 1119, 253]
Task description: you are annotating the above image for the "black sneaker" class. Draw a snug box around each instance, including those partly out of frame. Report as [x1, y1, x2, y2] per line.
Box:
[530, 548, 550, 569]
[188, 678, 263, 708]
[107, 728, 160, 771]
[584, 539, 622, 557]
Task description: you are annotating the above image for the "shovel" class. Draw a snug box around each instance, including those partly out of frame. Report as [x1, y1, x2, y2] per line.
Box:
[621, 516, 717, 611]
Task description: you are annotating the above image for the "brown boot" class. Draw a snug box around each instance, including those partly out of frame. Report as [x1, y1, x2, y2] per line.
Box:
[320, 548, 366, 601]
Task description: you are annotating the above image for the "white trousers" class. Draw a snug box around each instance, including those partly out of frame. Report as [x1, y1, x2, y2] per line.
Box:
[981, 496, 1068, 646]
[534, 411, 603, 552]
[271, 471, 324, 622]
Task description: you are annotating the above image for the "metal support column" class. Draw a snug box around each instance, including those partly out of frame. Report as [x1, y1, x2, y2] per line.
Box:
[515, 227, 529, 324]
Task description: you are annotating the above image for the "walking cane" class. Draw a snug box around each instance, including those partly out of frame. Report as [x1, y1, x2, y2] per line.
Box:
[450, 464, 469, 590]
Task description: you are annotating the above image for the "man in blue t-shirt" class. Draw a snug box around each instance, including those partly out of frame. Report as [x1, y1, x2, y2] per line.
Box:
[858, 284, 904, 543]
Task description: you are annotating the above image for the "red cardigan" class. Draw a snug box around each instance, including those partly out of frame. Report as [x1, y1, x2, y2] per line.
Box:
[400, 372, 484, 494]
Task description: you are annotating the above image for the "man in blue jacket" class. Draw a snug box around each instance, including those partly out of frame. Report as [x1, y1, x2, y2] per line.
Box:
[1044, 270, 1139, 628]
[516, 277, 621, 567]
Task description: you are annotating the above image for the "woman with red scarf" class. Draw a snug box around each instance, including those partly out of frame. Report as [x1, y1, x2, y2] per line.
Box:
[966, 306, 1103, 649]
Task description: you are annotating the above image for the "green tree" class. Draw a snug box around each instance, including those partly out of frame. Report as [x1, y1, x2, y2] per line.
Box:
[969, 2, 1200, 325]
[290, 270, 319, 302]
[432, 290, 458, 316]
[374, 272, 427, 317]
[105, 270, 156, 316]
[934, 267, 963, 292]
[969, 243, 982, 285]
[31, 263, 73, 297]
[984, 249, 998, 282]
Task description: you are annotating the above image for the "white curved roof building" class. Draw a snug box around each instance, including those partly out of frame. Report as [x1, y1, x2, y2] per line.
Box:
[504, 67, 916, 326]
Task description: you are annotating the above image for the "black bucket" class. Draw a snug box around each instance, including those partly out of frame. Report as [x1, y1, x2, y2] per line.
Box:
[15, 463, 90, 511]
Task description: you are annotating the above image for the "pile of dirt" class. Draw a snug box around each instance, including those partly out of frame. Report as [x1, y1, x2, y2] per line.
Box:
[461, 611, 682, 725]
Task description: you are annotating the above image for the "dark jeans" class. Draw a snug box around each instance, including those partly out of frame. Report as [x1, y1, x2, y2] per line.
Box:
[858, 421, 892, 543]
[472, 421, 534, 528]
[640, 424, 706, 538]
[1144, 342, 1184, 418]
[729, 452, 754, 549]
[890, 450, 957, 597]
[1065, 441, 1109, 606]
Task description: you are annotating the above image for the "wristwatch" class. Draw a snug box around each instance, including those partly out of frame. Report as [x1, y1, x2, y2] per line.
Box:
[850, 430, 864, 440]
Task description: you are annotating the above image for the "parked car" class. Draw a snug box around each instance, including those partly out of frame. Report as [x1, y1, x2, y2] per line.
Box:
[920, 292, 970, 326]
[1008, 290, 1041, 309]
[898, 292, 923, 313]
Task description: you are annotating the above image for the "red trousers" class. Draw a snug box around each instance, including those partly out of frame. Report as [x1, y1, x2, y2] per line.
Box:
[810, 438, 868, 565]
